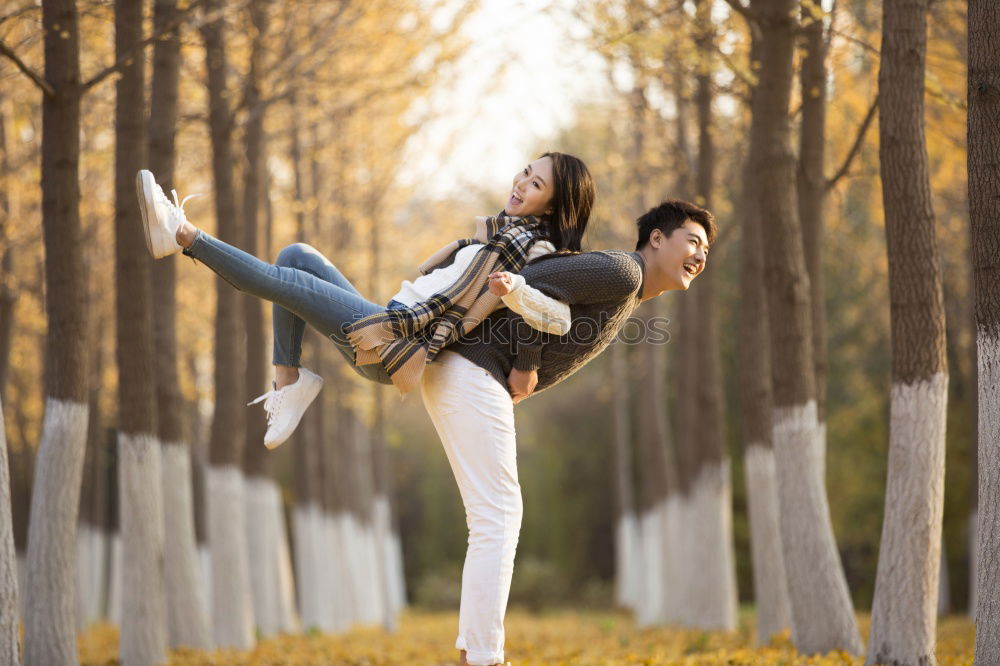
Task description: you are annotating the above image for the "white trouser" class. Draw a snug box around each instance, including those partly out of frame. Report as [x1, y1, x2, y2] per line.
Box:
[421, 352, 521, 666]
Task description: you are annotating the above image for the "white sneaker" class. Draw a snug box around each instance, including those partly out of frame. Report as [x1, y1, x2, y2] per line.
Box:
[248, 368, 324, 450]
[135, 169, 199, 259]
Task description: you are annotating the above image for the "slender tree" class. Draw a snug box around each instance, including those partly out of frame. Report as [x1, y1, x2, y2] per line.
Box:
[201, 0, 254, 646]
[634, 301, 673, 627]
[969, 0, 1000, 657]
[683, 0, 737, 629]
[21, 0, 90, 661]
[240, 0, 288, 638]
[796, 0, 829, 479]
[740, 0, 862, 653]
[738, 27, 793, 646]
[610, 339, 639, 610]
[867, 1, 949, 662]
[115, 0, 169, 659]
[77, 300, 107, 629]
[367, 183, 402, 631]
[148, 0, 211, 647]
[0, 93, 14, 397]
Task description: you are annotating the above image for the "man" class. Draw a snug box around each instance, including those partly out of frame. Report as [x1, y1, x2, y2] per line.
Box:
[422, 199, 715, 666]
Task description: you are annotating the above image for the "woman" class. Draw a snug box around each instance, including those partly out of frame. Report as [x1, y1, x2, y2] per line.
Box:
[136, 152, 594, 454]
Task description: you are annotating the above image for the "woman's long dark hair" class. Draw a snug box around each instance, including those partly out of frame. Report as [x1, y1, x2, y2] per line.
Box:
[539, 151, 595, 252]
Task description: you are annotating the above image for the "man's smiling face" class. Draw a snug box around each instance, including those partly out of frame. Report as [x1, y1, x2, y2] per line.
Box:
[649, 219, 709, 291]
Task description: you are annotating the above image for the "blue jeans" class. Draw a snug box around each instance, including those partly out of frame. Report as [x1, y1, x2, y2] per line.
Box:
[184, 231, 392, 384]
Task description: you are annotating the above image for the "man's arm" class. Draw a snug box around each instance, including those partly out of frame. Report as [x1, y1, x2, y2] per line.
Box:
[509, 251, 643, 372]
[518, 251, 643, 305]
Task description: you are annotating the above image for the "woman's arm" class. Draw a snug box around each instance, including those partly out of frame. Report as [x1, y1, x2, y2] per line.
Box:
[489, 272, 571, 336]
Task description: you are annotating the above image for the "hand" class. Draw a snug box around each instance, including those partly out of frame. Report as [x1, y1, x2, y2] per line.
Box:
[488, 271, 516, 297]
[507, 367, 538, 404]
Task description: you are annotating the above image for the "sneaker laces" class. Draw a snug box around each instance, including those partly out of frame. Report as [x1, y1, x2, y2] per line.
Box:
[248, 383, 284, 426]
[167, 188, 203, 226]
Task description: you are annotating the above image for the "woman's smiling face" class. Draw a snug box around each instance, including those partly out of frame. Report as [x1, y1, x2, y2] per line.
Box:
[505, 156, 555, 217]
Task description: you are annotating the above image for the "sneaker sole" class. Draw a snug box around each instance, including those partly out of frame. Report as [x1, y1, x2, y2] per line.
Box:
[136, 170, 178, 259]
[136, 170, 158, 258]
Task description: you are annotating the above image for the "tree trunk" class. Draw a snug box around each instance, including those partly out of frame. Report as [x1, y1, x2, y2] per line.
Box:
[0, 396, 19, 665]
[685, 8, 738, 628]
[739, 33, 792, 640]
[114, 0, 169, 660]
[201, 0, 253, 647]
[239, 0, 288, 639]
[748, 0, 861, 654]
[24, 0, 91, 662]
[146, 0, 212, 648]
[367, 182, 401, 631]
[0, 92, 14, 398]
[610, 341, 639, 610]
[633, 304, 671, 627]
[289, 124, 324, 631]
[797, 0, 829, 480]
[969, 0, 1000, 657]
[77, 303, 106, 630]
[867, 2, 949, 663]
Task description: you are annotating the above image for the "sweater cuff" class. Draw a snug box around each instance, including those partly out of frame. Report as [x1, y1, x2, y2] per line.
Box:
[513, 344, 543, 371]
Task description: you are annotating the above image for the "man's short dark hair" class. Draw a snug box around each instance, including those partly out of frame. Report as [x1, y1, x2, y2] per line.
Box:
[634, 199, 717, 250]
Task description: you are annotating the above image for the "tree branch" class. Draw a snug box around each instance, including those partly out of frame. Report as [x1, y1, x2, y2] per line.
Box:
[0, 40, 54, 97]
[826, 93, 879, 191]
[829, 27, 879, 56]
[723, 0, 757, 25]
[80, 0, 208, 94]
[0, 3, 40, 28]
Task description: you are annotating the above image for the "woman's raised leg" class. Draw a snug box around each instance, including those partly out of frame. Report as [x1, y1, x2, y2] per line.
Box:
[179, 229, 390, 385]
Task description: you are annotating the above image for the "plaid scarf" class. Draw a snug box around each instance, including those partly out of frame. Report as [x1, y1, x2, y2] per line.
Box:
[346, 214, 546, 394]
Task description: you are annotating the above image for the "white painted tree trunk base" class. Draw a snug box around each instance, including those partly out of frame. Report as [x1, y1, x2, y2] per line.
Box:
[773, 401, 862, 654]
[245, 475, 279, 636]
[969, 510, 977, 620]
[661, 496, 684, 625]
[635, 506, 664, 627]
[362, 519, 385, 625]
[744, 444, 793, 645]
[390, 529, 407, 610]
[614, 512, 640, 611]
[108, 532, 123, 625]
[270, 486, 299, 633]
[676, 462, 738, 631]
[0, 401, 19, 665]
[335, 511, 358, 630]
[867, 374, 948, 665]
[118, 432, 169, 666]
[16, 554, 25, 620]
[76, 523, 104, 630]
[207, 465, 255, 649]
[23, 399, 89, 666]
[975, 332, 1000, 661]
[294, 502, 324, 632]
[374, 495, 399, 630]
[322, 510, 342, 631]
[199, 545, 211, 616]
[347, 514, 377, 625]
[161, 443, 210, 649]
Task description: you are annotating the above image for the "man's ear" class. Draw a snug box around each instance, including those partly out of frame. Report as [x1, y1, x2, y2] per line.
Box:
[650, 228, 662, 248]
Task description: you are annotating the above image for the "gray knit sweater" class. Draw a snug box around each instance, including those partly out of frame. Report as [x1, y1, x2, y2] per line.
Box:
[450, 250, 645, 395]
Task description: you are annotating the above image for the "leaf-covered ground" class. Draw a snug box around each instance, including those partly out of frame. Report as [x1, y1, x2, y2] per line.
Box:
[78, 610, 974, 665]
